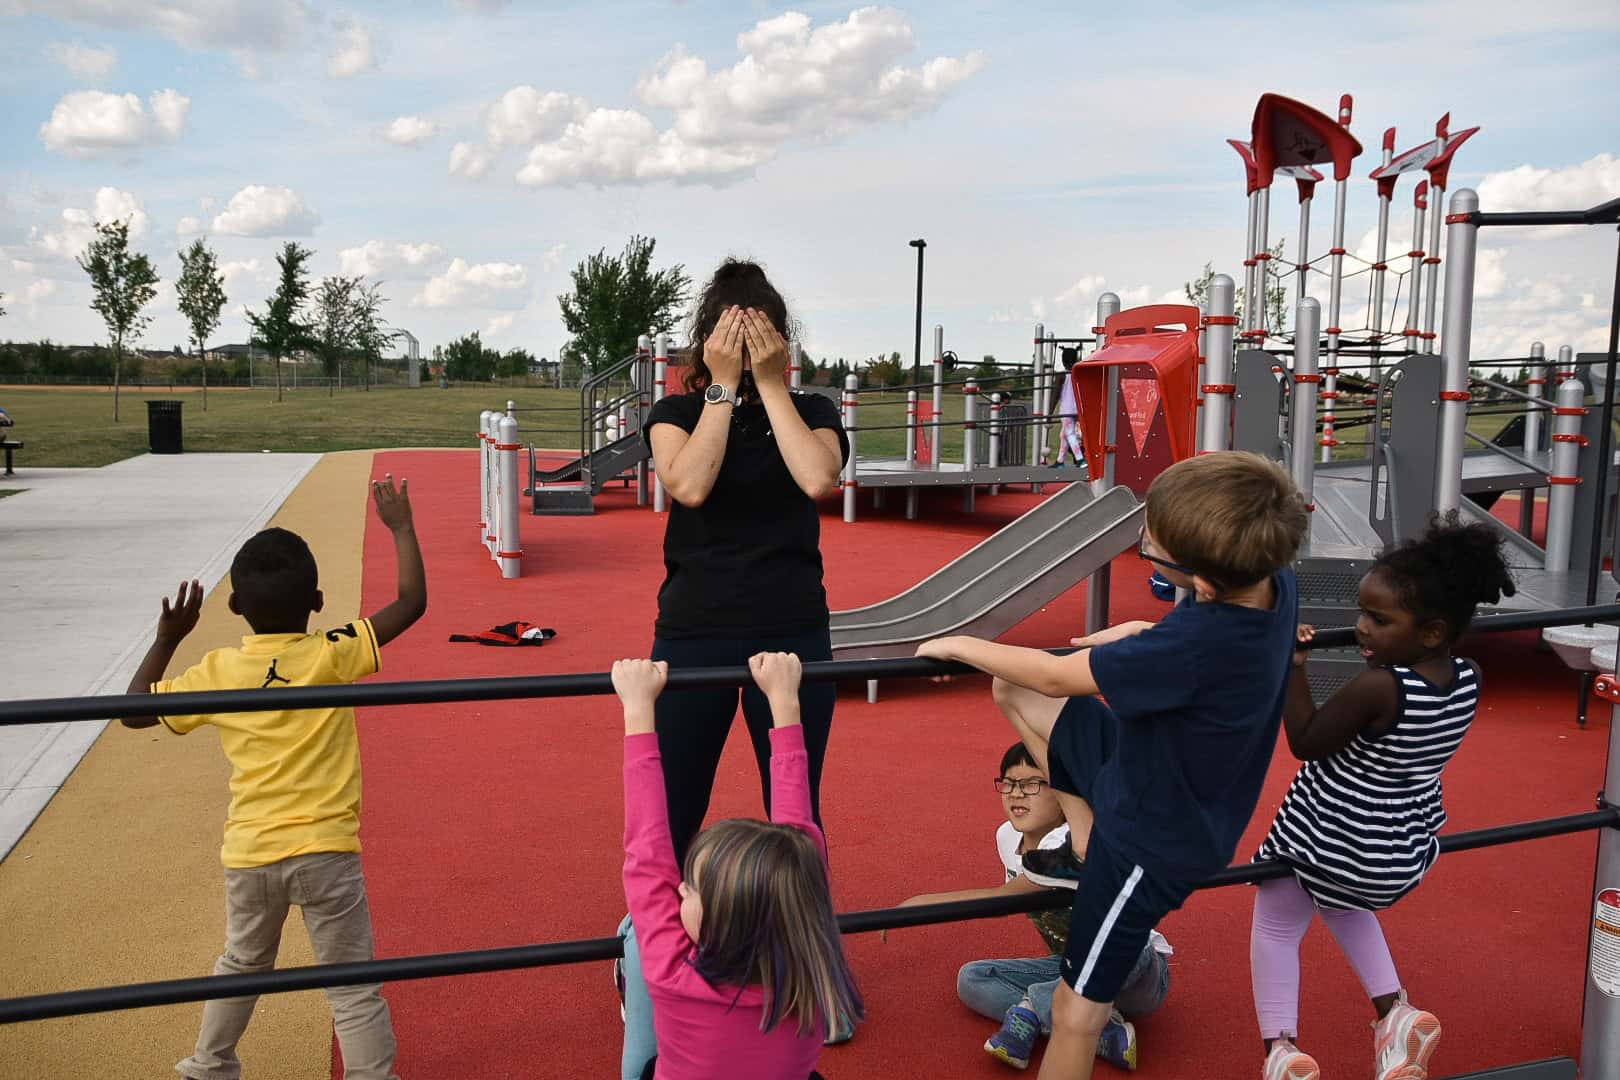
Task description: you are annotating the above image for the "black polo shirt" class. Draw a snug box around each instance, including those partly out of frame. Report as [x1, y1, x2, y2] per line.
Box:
[645, 390, 849, 639]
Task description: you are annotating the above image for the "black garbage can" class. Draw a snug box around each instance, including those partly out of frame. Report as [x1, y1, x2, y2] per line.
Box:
[146, 399, 184, 454]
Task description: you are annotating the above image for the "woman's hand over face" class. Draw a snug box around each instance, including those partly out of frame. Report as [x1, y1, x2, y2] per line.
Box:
[741, 309, 790, 385]
[704, 306, 746, 391]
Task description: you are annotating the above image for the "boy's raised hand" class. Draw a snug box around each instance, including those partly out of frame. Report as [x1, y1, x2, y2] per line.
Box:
[372, 474, 414, 533]
[749, 651, 802, 703]
[157, 579, 204, 643]
[612, 658, 668, 734]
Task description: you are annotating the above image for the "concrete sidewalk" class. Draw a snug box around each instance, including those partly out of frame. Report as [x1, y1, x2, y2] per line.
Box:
[0, 453, 319, 860]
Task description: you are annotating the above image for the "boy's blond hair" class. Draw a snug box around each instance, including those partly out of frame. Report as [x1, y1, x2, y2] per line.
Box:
[1144, 452, 1308, 591]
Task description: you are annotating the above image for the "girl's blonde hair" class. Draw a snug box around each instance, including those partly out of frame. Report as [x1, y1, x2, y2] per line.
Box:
[683, 818, 864, 1039]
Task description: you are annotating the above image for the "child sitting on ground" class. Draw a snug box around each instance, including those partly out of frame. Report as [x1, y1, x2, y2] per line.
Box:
[1250, 514, 1514, 1080]
[919, 451, 1309, 1080]
[898, 742, 1171, 1072]
[122, 475, 427, 1080]
[613, 651, 863, 1080]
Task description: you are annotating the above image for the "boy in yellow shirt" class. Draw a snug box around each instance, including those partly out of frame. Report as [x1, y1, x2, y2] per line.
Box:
[124, 475, 427, 1080]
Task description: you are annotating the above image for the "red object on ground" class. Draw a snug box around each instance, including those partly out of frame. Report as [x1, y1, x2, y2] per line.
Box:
[348, 451, 1602, 1078]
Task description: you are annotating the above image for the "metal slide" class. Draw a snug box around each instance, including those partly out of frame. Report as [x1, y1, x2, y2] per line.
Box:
[830, 484, 1144, 658]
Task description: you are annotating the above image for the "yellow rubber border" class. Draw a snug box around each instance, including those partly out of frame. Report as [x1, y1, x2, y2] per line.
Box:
[0, 450, 377, 1080]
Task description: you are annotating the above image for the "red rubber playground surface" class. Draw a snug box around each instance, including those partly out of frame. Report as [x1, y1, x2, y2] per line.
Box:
[350, 451, 1604, 1079]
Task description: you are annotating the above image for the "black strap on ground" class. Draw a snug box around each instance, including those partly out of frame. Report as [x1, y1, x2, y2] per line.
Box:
[0, 806, 1611, 1024]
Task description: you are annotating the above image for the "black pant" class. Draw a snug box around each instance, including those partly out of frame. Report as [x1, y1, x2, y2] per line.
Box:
[651, 627, 835, 868]
[641, 1060, 824, 1080]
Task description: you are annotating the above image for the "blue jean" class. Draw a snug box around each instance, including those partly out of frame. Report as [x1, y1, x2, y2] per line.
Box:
[618, 915, 657, 1080]
[957, 942, 1169, 1034]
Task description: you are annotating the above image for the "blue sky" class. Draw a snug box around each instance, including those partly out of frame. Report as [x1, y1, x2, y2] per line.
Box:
[1, 1, 1616, 367]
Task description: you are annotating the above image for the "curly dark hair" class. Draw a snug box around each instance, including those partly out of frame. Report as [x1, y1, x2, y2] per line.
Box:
[1373, 511, 1516, 641]
[683, 259, 797, 396]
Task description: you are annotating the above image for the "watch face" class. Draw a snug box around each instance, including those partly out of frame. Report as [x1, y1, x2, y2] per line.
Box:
[705, 384, 727, 403]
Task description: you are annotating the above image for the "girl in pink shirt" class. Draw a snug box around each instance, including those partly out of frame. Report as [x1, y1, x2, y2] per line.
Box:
[612, 652, 863, 1080]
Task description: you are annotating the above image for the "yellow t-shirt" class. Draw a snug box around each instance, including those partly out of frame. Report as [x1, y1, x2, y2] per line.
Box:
[154, 619, 381, 869]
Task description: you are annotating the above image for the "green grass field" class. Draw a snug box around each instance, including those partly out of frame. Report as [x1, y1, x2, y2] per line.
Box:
[0, 382, 1543, 470]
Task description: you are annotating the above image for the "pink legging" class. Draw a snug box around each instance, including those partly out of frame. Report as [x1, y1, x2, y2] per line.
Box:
[1251, 875, 1403, 1040]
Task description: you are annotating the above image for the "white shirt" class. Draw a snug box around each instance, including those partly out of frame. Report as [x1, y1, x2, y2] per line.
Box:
[995, 821, 1174, 957]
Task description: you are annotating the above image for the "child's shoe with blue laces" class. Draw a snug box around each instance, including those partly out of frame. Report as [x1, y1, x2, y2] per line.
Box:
[984, 1003, 1041, 1069]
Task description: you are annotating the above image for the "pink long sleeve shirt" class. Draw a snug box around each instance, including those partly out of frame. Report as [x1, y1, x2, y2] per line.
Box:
[623, 726, 826, 1080]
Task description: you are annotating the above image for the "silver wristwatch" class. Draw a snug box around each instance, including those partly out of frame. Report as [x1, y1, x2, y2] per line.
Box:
[703, 383, 738, 406]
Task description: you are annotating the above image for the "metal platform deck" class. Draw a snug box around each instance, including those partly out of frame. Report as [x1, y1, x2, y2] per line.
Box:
[854, 458, 1085, 488]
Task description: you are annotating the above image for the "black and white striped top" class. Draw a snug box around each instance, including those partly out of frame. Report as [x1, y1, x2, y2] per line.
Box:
[1255, 658, 1479, 910]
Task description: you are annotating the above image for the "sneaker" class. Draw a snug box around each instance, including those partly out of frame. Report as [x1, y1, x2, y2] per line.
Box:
[1095, 1010, 1137, 1071]
[1373, 991, 1441, 1080]
[1022, 845, 1083, 890]
[1262, 1039, 1320, 1080]
[984, 1004, 1041, 1070]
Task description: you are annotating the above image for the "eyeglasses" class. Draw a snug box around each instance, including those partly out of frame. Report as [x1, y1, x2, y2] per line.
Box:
[1137, 526, 1197, 577]
[994, 777, 1050, 796]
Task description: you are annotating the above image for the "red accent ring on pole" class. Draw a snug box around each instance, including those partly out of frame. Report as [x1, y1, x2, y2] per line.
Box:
[1304, 502, 1316, 512]
[1203, 315, 1238, 326]
[1103, 445, 1117, 454]
[1294, 373, 1323, 384]
[1553, 433, 1590, 446]
[1408, 250, 1425, 258]
[1371, 262, 1388, 271]
[1439, 391, 1471, 402]
[496, 550, 524, 559]
[1328, 247, 1347, 255]
[494, 442, 522, 451]
[1201, 383, 1236, 394]
[1092, 326, 1107, 334]
[1319, 438, 1340, 447]
[1295, 263, 1309, 272]
[486, 534, 496, 542]
[1553, 406, 1589, 416]
[1320, 390, 1340, 400]
[1419, 332, 1437, 340]
[1548, 476, 1582, 486]
[1255, 252, 1272, 261]
[1402, 329, 1422, 337]
[1423, 257, 1441, 265]
[1526, 378, 1547, 386]
[478, 520, 487, 528]
[1243, 259, 1257, 267]
[1444, 212, 1475, 224]
[1325, 327, 1343, 335]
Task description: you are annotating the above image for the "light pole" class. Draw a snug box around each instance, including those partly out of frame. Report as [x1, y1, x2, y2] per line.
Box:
[909, 239, 926, 387]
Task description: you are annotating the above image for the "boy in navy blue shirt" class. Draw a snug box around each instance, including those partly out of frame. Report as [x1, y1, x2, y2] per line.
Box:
[919, 452, 1308, 1080]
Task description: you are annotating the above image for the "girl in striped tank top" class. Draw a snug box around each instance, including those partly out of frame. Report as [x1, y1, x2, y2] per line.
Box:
[1250, 515, 1514, 1080]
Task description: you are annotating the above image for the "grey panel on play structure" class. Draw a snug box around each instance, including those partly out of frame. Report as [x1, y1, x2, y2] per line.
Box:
[1570, 357, 1619, 589]
[1369, 355, 1441, 546]
[829, 483, 1142, 658]
[1231, 349, 1288, 461]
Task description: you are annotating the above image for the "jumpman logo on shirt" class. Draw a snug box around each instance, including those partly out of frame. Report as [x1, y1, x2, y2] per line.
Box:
[261, 660, 291, 688]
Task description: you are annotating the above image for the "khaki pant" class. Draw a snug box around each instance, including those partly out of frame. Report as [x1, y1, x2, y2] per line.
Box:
[177, 851, 399, 1080]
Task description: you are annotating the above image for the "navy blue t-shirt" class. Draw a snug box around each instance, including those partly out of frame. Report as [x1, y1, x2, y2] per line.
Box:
[1086, 567, 1297, 879]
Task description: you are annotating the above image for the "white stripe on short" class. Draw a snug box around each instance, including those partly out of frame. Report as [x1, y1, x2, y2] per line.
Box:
[1075, 863, 1145, 994]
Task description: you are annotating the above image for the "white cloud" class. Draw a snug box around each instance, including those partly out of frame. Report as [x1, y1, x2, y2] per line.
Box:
[327, 17, 377, 79]
[418, 257, 527, 307]
[455, 0, 507, 10]
[384, 115, 436, 147]
[541, 242, 568, 273]
[486, 86, 589, 147]
[48, 42, 117, 80]
[38, 88, 191, 157]
[338, 240, 442, 278]
[449, 141, 494, 180]
[1055, 274, 1107, 307]
[513, 8, 983, 187]
[30, 187, 148, 260]
[1475, 248, 1508, 299]
[1477, 154, 1620, 214]
[486, 312, 515, 336]
[11, 1, 313, 52]
[24, 279, 58, 305]
[211, 185, 320, 237]
[176, 215, 201, 238]
[219, 258, 263, 286]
